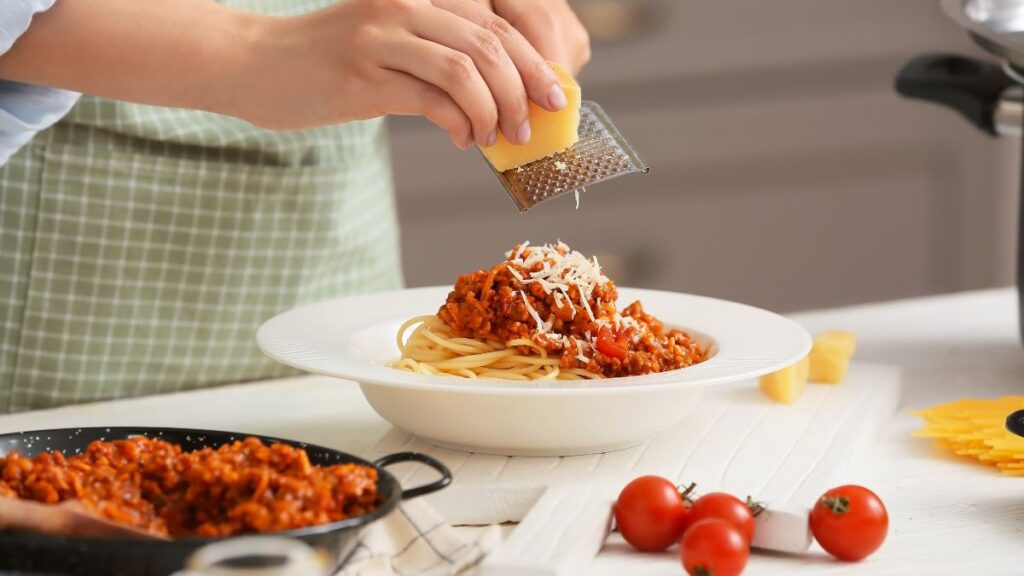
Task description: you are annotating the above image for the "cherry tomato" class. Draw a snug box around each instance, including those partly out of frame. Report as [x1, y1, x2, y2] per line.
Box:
[809, 485, 888, 561]
[614, 475, 687, 551]
[683, 492, 756, 544]
[680, 518, 749, 576]
[596, 326, 628, 360]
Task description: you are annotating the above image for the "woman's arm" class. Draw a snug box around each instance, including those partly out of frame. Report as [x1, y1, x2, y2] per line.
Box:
[0, 0, 258, 122]
[0, 0, 570, 148]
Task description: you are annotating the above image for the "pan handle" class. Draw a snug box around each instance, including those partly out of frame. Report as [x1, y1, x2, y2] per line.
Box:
[895, 54, 1014, 136]
[374, 452, 452, 499]
[1006, 409, 1024, 438]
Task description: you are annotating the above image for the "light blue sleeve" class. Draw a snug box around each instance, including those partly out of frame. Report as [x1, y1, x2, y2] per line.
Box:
[0, 0, 81, 165]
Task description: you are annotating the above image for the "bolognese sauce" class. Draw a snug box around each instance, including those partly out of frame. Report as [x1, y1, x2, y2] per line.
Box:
[0, 436, 378, 537]
[438, 242, 705, 378]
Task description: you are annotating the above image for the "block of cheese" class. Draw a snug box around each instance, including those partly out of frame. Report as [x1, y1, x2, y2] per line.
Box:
[751, 506, 813, 554]
[808, 330, 857, 384]
[759, 356, 810, 404]
[481, 62, 581, 172]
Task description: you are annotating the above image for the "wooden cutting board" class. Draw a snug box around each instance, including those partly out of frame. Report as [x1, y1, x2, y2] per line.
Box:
[360, 363, 901, 575]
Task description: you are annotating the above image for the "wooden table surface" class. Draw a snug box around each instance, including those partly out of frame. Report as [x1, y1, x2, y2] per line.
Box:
[594, 288, 1024, 574]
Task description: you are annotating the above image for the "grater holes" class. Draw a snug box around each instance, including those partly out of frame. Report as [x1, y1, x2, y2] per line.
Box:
[494, 102, 647, 210]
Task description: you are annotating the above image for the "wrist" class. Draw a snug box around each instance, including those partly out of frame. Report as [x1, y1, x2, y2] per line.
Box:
[202, 10, 284, 123]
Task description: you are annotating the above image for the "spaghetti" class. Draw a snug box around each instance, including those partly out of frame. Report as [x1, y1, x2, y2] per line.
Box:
[390, 242, 706, 380]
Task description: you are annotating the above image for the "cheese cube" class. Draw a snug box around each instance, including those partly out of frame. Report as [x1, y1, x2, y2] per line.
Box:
[751, 506, 813, 553]
[480, 62, 581, 172]
[759, 356, 810, 404]
[795, 352, 810, 383]
[808, 330, 857, 384]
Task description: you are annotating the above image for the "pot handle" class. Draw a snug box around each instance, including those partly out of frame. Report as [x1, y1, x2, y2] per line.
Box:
[374, 452, 452, 499]
[1006, 409, 1024, 438]
[895, 54, 1014, 135]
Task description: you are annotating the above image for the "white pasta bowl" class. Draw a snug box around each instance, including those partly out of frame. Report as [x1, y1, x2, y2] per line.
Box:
[256, 286, 810, 456]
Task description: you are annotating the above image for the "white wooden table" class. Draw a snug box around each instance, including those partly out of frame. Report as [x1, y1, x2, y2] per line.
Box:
[594, 288, 1024, 574]
[2, 289, 1023, 574]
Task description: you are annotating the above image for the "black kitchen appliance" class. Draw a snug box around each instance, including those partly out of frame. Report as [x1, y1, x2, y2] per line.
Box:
[896, 0, 1024, 338]
[0, 427, 451, 576]
[1008, 408, 1024, 436]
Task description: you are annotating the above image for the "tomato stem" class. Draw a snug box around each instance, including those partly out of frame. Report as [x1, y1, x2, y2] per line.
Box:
[677, 481, 698, 504]
[746, 495, 767, 517]
[693, 566, 712, 576]
[820, 495, 851, 515]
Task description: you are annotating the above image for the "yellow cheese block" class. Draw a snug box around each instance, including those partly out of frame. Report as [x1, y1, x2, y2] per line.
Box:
[480, 62, 581, 172]
[808, 330, 857, 384]
[759, 356, 810, 404]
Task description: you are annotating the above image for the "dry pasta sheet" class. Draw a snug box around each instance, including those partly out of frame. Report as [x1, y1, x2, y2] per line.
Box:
[913, 396, 1024, 475]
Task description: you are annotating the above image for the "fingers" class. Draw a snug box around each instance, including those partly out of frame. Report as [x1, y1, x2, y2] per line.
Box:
[376, 68, 474, 149]
[380, 35, 498, 147]
[490, 0, 591, 76]
[563, 5, 592, 74]
[410, 6, 531, 145]
[430, 0, 568, 114]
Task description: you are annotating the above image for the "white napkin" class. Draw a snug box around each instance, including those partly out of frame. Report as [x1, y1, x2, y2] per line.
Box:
[338, 498, 503, 576]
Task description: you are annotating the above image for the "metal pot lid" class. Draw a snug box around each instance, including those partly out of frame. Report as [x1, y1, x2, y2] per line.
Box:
[943, 0, 1024, 68]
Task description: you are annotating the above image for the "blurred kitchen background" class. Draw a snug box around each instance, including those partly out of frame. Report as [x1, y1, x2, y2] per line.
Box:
[388, 0, 1019, 312]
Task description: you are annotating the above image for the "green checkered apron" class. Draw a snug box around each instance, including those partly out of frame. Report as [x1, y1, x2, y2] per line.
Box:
[0, 1, 403, 413]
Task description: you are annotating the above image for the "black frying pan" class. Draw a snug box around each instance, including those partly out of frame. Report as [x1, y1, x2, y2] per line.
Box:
[0, 427, 451, 576]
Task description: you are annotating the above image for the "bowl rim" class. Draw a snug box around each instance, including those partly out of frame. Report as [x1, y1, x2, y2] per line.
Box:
[256, 286, 812, 395]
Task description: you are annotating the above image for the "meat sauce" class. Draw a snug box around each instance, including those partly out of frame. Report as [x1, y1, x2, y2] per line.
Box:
[0, 436, 378, 537]
[438, 243, 706, 378]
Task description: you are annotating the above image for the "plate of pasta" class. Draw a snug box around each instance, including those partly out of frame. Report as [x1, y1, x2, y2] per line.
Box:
[257, 242, 811, 456]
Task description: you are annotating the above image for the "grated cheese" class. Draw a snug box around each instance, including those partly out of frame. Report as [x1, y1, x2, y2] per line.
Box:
[574, 338, 590, 363]
[519, 289, 551, 333]
[577, 279, 595, 321]
[507, 266, 525, 283]
[620, 315, 641, 331]
[506, 242, 609, 302]
[504, 242, 616, 334]
[507, 241, 530, 260]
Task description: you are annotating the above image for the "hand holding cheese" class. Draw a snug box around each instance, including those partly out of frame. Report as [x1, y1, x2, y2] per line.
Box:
[481, 62, 581, 171]
[268, 0, 573, 147]
[0, 0, 577, 149]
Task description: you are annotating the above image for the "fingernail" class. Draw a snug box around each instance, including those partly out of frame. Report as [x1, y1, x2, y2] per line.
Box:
[516, 121, 531, 144]
[548, 83, 568, 110]
[486, 129, 497, 147]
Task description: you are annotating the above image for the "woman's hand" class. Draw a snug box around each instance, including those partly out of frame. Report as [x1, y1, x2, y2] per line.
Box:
[244, 0, 570, 147]
[478, 0, 591, 76]
[0, 0, 573, 148]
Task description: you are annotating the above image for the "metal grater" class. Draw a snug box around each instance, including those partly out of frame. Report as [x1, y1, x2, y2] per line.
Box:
[482, 101, 649, 212]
